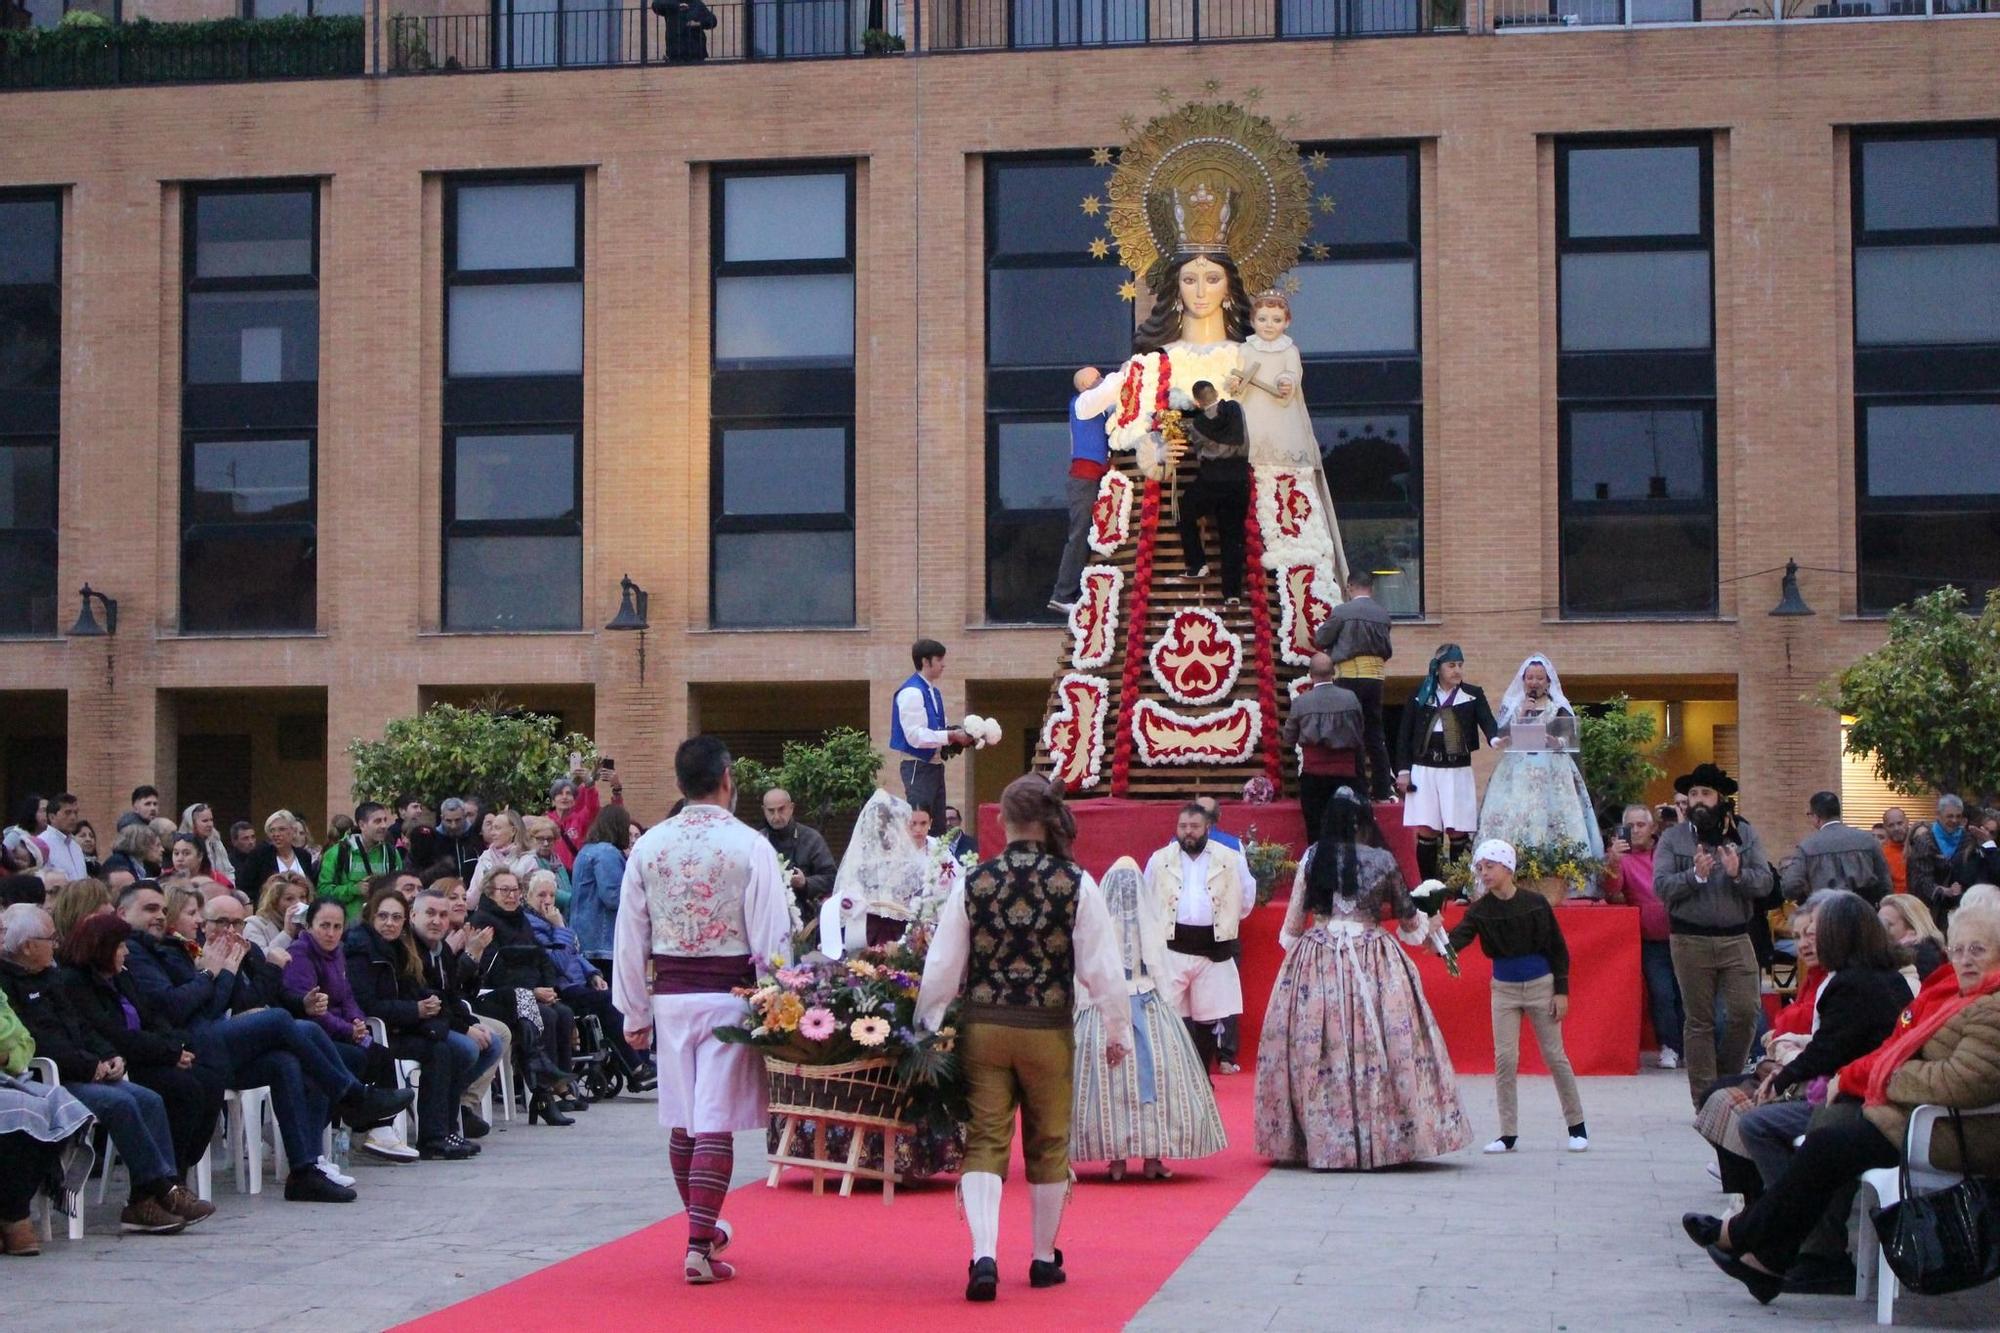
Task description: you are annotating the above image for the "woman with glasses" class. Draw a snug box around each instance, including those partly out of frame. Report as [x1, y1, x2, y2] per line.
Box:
[470, 869, 583, 1124]
[515, 816, 574, 915]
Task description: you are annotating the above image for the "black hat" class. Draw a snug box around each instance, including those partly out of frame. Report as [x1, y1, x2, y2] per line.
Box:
[1674, 762, 1738, 797]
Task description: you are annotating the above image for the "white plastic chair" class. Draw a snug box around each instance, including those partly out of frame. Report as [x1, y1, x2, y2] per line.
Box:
[1853, 1101, 2000, 1324]
[26, 1057, 84, 1242]
[93, 1123, 212, 1204]
[223, 1086, 277, 1195]
[477, 1015, 515, 1123]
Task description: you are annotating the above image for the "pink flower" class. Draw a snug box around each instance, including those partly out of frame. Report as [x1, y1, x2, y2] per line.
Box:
[798, 1007, 837, 1041]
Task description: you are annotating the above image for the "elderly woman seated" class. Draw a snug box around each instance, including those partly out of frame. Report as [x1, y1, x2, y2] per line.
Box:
[525, 870, 655, 1093]
[1688, 902, 2000, 1304]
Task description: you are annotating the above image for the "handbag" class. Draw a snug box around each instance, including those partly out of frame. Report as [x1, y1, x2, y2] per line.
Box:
[1870, 1107, 2000, 1296]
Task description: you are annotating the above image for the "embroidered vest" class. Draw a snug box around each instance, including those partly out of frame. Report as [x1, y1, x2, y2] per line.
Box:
[889, 672, 945, 761]
[962, 844, 1079, 1028]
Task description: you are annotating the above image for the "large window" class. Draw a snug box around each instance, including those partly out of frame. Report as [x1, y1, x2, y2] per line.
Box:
[1853, 127, 2000, 613]
[1555, 138, 1716, 617]
[983, 154, 1133, 623]
[1296, 144, 1424, 616]
[711, 166, 855, 628]
[443, 176, 584, 632]
[181, 184, 319, 633]
[0, 191, 59, 638]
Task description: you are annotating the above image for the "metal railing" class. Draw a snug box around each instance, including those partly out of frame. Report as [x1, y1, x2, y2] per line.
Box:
[1490, 0, 1993, 27]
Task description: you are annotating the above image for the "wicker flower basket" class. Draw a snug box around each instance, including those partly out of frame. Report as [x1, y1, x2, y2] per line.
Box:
[763, 1056, 917, 1203]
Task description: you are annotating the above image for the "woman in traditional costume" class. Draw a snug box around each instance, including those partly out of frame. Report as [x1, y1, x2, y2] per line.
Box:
[1475, 653, 1604, 869]
[1071, 855, 1226, 1181]
[1254, 788, 1470, 1170]
[1396, 644, 1501, 883]
[818, 790, 930, 958]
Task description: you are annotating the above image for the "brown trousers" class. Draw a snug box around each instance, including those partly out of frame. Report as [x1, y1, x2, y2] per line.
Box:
[961, 1020, 1075, 1184]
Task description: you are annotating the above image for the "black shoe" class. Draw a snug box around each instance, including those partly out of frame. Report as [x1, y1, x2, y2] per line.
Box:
[965, 1257, 998, 1302]
[1029, 1249, 1066, 1289]
[529, 1092, 575, 1127]
[458, 1108, 490, 1140]
[1706, 1244, 1782, 1305]
[1682, 1212, 1722, 1249]
[558, 1095, 590, 1113]
[283, 1167, 357, 1203]
[627, 1064, 658, 1093]
[338, 1085, 416, 1133]
[452, 1132, 482, 1156]
[1781, 1255, 1857, 1295]
[417, 1138, 477, 1161]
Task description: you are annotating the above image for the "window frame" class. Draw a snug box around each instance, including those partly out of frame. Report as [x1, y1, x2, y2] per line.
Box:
[1553, 133, 1718, 619]
[1851, 124, 2000, 613]
[0, 189, 62, 637]
[708, 161, 858, 629]
[178, 428, 320, 634]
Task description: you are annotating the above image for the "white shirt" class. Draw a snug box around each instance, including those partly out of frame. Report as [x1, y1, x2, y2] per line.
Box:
[915, 869, 1134, 1056]
[1176, 848, 1215, 926]
[42, 827, 87, 880]
[273, 849, 304, 877]
[1074, 372, 1123, 420]
[895, 680, 953, 761]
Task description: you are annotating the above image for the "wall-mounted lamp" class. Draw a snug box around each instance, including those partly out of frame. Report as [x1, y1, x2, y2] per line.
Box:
[67, 584, 118, 637]
[606, 574, 650, 682]
[1769, 559, 1814, 617]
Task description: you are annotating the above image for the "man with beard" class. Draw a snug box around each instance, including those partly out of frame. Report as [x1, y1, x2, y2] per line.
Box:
[760, 788, 837, 920]
[1653, 763, 1774, 1106]
[1143, 803, 1248, 1075]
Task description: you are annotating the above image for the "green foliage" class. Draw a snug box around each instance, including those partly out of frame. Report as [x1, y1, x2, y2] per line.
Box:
[1577, 694, 1665, 813]
[1822, 585, 2000, 798]
[58, 10, 110, 28]
[348, 699, 597, 815]
[731, 726, 884, 834]
[0, 16, 365, 90]
[860, 27, 906, 53]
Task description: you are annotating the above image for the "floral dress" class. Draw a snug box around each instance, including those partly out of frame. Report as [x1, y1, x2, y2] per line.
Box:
[1475, 703, 1604, 864]
[1253, 845, 1471, 1169]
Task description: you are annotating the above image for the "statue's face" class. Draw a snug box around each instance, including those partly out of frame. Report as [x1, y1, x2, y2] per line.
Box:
[1178, 258, 1229, 320]
[1251, 303, 1289, 341]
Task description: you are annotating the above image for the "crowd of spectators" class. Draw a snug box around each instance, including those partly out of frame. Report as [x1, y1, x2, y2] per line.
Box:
[0, 762, 656, 1251]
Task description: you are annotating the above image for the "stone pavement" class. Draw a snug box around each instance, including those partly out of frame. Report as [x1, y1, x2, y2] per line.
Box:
[7, 1071, 1994, 1330]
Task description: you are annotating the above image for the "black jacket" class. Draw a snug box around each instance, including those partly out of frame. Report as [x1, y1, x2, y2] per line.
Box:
[417, 937, 481, 1032]
[59, 966, 193, 1072]
[471, 903, 562, 992]
[765, 821, 838, 916]
[231, 947, 310, 1020]
[124, 931, 234, 1029]
[343, 925, 449, 1042]
[1, 958, 115, 1083]
[1396, 683, 1500, 773]
[1770, 966, 1914, 1094]
[235, 842, 318, 897]
[408, 825, 482, 883]
[661, 0, 716, 61]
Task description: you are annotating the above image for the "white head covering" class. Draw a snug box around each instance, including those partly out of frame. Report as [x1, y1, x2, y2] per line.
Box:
[1496, 653, 1574, 731]
[818, 790, 927, 958]
[1098, 854, 1166, 989]
[1472, 839, 1517, 872]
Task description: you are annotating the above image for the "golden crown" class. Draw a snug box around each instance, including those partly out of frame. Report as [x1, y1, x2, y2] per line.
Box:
[1171, 182, 1234, 255]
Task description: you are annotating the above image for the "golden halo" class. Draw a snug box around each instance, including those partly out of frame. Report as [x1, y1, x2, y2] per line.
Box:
[1103, 100, 1311, 296]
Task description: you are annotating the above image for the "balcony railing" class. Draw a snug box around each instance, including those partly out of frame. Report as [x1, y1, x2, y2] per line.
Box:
[1490, 0, 1994, 26]
[0, 16, 364, 90]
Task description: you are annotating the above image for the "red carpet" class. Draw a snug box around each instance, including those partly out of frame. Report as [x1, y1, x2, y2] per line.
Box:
[399, 1076, 1271, 1332]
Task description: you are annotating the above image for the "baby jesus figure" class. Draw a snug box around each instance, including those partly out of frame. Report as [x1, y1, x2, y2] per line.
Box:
[1225, 288, 1319, 470]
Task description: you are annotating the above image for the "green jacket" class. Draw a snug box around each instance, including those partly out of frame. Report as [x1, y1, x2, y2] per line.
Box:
[0, 988, 33, 1075]
[315, 835, 405, 912]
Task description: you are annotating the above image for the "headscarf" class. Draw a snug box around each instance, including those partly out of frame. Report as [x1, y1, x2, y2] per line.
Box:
[819, 790, 926, 958]
[1415, 643, 1464, 709]
[1304, 787, 1375, 917]
[1473, 839, 1517, 873]
[1495, 653, 1574, 730]
[1098, 855, 1164, 986]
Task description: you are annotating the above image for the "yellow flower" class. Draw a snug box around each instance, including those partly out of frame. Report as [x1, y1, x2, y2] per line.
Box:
[847, 960, 879, 979]
[769, 993, 804, 1033]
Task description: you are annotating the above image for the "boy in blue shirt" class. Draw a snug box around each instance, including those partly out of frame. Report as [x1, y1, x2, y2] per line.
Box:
[1049, 366, 1117, 614]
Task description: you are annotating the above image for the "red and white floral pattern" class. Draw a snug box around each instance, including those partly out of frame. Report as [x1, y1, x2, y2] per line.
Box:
[1147, 607, 1244, 707]
[1068, 565, 1122, 671]
[1255, 467, 1339, 574]
[1088, 471, 1134, 555]
[1130, 698, 1262, 766]
[1277, 561, 1337, 667]
[641, 804, 752, 955]
[1042, 672, 1110, 791]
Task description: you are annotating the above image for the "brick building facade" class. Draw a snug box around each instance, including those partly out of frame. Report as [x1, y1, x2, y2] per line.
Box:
[1, 6, 1995, 848]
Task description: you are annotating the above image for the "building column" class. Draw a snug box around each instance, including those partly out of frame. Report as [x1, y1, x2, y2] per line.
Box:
[325, 677, 420, 829]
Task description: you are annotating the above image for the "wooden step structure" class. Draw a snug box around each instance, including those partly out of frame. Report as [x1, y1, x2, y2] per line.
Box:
[1032, 449, 1308, 802]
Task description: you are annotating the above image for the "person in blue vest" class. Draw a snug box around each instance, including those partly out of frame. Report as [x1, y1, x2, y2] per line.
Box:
[1048, 366, 1118, 615]
[1192, 795, 1258, 1073]
[893, 639, 973, 832]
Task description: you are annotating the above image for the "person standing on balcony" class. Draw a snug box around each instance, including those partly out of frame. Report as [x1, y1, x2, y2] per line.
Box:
[891, 638, 975, 832]
[654, 0, 717, 61]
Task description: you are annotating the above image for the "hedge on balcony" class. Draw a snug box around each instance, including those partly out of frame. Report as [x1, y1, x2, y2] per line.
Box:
[0, 15, 366, 90]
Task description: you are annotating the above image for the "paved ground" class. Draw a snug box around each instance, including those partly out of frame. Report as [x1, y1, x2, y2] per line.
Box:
[9, 1070, 1993, 1330]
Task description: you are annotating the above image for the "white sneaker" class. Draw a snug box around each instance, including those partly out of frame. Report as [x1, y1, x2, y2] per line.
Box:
[1567, 1136, 1590, 1153]
[1705, 1161, 1723, 1184]
[1658, 1048, 1680, 1070]
[361, 1127, 418, 1162]
[315, 1157, 356, 1188]
[1482, 1138, 1515, 1154]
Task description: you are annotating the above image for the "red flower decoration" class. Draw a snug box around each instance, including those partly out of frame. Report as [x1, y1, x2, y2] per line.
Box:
[1148, 608, 1243, 706]
[1112, 476, 1162, 796]
[1243, 503, 1283, 788]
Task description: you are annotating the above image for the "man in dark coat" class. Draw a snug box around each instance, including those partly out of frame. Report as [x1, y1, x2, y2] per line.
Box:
[761, 787, 838, 919]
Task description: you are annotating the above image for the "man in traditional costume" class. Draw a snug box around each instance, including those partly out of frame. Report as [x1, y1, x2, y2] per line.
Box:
[1282, 651, 1369, 841]
[891, 638, 973, 830]
[1396, 643, 1501, 884]
[1314, 570, 1395, 802]
[1144, 802, 1248, 1075]
[917, 774, 1130, 1302]
[613, 736, 791, 1286]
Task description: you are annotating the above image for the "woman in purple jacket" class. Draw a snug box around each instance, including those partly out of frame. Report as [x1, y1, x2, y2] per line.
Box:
[283, 897, 412, 1162]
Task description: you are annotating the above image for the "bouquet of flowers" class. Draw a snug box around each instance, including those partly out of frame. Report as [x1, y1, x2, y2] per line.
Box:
[1408, 878, 1461, 977]
[1240, 825, 1298, 908]
[713, 941, 967, 1133]
[941, 715, 1003, 762]
[1513, 839, 1605, 898]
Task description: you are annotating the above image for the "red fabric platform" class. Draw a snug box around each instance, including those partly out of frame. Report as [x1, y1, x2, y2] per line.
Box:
[977, 795, 1419, 884]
